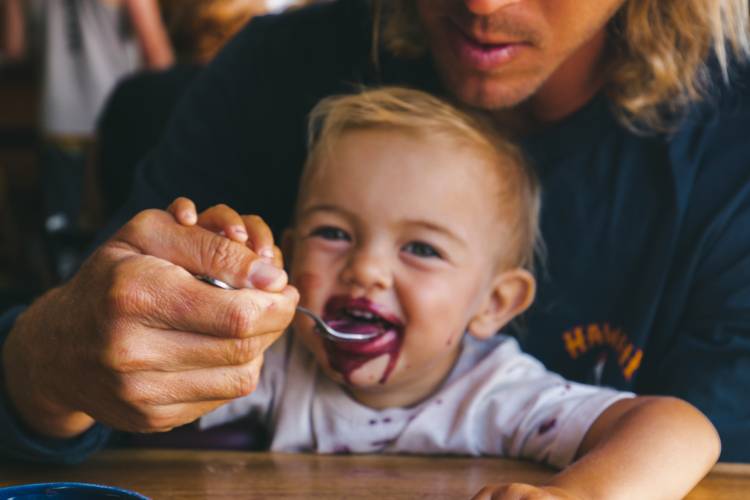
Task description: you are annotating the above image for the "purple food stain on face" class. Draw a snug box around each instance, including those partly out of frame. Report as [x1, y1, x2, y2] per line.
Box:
[321, 296, 405, 385]
[538, 418, 557, 435]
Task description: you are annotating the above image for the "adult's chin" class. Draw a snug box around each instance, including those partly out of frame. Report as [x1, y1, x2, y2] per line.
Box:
[439, 66, 545, 111]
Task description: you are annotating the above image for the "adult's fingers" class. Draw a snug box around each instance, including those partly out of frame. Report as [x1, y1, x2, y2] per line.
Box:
[118, 356, 266, 407]
[108, 256, 298, 337]
[113, 209, 286, 291]
[167, 200, 278, 261]
[167, 197, 197, 225]
[107, 324, 283, 371]
[197, 204, 249, 243]
[241, 214, 275, 260]
[88, 357, 267, 433]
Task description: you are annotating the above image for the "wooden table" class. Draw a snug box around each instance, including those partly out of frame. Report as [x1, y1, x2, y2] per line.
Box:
[1, 450, 748, 499]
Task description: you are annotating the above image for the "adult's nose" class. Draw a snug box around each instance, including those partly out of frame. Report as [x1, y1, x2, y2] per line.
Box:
[340, 246, 393, 293]
[463, 0, 522, 16]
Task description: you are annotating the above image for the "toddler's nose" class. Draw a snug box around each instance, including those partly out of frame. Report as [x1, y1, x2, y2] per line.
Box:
[340, 248, 393, 293]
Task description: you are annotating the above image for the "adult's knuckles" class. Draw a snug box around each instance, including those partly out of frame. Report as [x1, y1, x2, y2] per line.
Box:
[228, 365, 259, 398]
[104, 262, 155, 317]
[221, 292, 262, 338]
[115, 209, 163, 245]
[128, 209, 170, 232]
[128, 406, 179, 433]
[202, 233, 246, 274]
[225, 337, 262, 366]
[113, 375, 155, 409]
[99, 333, 145, 374]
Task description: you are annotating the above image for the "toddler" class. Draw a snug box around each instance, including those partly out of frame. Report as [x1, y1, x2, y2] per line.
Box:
[170, 87, 719, 499]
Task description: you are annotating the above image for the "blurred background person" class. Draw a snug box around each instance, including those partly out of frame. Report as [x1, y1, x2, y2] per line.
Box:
[94, 0, 315, 222]
[1, 0, 173, 281]
[95, 0, 267, 221]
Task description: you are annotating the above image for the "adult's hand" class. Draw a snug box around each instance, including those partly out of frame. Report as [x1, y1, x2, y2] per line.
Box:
[1, 207, 298, 438]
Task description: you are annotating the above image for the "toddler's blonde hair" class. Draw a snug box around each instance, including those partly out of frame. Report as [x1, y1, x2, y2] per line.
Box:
[300, 87, 542, 272]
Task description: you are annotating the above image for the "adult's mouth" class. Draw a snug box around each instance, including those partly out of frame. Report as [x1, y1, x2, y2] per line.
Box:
[445, 19, 529, 72]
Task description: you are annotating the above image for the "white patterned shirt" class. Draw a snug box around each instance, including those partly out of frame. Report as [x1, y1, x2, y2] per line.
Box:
[201, 331, 632, 468]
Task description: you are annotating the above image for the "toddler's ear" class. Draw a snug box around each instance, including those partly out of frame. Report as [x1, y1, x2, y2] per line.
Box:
[468, 269, 536, 340]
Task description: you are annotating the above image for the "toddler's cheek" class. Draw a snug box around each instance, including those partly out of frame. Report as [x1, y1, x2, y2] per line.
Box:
[293, 271, 325, 297]
[349, 354, 391, 386]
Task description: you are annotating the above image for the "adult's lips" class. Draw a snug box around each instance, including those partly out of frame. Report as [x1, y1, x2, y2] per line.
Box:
[445, 19, 529, 71]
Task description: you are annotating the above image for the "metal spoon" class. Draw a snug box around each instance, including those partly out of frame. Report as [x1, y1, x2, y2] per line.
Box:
[194, 275, 377, 342]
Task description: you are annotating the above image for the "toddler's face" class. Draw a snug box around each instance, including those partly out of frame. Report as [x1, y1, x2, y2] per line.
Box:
[288, 129, 515, 408]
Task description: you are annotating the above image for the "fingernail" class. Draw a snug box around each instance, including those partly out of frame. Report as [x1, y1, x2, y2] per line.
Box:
[232, 226, 248, 240]
[248, 260, 286, 289]
[259, 248, 275, 259]
[181, 211, 196, 224]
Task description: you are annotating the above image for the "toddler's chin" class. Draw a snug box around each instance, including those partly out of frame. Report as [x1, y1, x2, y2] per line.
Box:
[346, 354, 391, 387]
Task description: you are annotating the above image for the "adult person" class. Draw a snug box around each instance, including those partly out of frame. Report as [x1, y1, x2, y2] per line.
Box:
[1, 0, 749, 463]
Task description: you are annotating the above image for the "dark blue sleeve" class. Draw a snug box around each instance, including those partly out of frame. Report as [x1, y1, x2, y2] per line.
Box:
[643, 71, 750, 461]
[0, 306, 112, 463]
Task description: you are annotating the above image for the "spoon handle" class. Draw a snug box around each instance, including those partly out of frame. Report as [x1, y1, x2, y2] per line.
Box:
[194, 275, 375, 342]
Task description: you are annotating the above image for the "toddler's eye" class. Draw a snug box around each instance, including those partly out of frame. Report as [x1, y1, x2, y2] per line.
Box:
[402, 241, 441, 259]
[310, 226, 350, 241]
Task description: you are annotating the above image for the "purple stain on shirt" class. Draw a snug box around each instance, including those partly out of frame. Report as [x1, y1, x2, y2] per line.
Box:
[333, 445, 351, 454]
[383, 417, 392, 424]
[369, 419, 377, 426]
[538, 419, 557, 435]
[371, 439, 392, 448]
[436, 398, 443, 405]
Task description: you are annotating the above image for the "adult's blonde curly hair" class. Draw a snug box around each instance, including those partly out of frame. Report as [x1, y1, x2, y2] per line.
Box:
[374, 0, 750, 132]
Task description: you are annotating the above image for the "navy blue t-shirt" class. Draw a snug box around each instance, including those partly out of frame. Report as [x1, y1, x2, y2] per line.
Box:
[2, 0, 749, 462]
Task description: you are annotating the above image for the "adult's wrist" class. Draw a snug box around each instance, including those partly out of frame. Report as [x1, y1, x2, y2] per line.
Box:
[2, 289, 95, 438]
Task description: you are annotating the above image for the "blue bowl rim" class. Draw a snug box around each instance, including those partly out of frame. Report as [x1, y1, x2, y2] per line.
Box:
[0, 482, 149, 499]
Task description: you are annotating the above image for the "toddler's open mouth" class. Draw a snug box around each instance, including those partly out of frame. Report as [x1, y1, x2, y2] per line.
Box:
[324, 297, 402, 348]
[321, 296, 404, 383]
